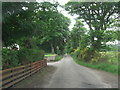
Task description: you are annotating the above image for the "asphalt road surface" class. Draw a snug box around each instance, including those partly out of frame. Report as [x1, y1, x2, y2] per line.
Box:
[12, 55, 118, 88]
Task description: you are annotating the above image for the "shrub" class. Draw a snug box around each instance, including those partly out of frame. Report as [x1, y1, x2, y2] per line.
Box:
[90, 51, 118, 65]
[18, 48, 44, 65]
[73, 47, 95, 62]
[90, 51, 102, 63]
[28, 49, 44, 62]
[2, 48, 45, 69]
[2, 48, 19, 69]
[80, 47, 92, 61]
[55, 55, 63, 61]
[17, 48, 31, 65]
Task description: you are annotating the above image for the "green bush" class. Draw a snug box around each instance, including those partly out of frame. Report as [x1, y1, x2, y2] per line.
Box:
[73, 47, 95, 62]
[18, 48, 44, 65]
[28, 49, 44, 62]
[2, 48, 19, 69]
[18, 48, 30, 65]
[55, 55, 63, 61]
[2, 48, 44, 69]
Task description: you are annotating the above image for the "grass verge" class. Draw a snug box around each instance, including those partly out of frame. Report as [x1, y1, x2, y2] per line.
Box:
[55, 55, 63, 61]
[44, 53, 56, 56]
[72, 55, 118, 75]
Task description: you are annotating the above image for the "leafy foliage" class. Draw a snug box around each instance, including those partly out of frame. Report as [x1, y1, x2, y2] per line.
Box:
[64, 20, 88, 54]
[65, 2, 119, 51]
[2, 48, 19, 69]
[72, 54, 118, 74]
[55, 55, 63, 61]
[2, 2, 36, 47]
[2, 48, 44, 69]
[18, 48, 44, 65]
[2, 2, 71, 69]
[3, 2, 70, 54]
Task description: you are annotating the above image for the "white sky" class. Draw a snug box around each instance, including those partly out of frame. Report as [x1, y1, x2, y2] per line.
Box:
[57, 6, 78, 31]
[36, 0, 89, 31]
[57, 0, 90, 31]
[57, 0, 89, 31]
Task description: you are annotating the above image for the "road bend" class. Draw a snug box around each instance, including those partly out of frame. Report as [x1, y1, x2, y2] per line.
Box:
[12, 55, 118, 88]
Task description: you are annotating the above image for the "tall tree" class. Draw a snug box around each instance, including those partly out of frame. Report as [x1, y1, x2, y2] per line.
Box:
[2, 2, 37, 47]
[35, 2, 71, 53]
[64, 20, 88, 53]
[65, 2, 119, 51]
[2, 2, 71, 54]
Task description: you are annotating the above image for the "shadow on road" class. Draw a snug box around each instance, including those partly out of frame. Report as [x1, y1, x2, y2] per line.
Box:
[12, 65, 57, 88]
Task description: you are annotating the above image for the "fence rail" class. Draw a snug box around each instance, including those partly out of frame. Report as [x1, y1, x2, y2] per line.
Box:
[0, 59, 47, 89]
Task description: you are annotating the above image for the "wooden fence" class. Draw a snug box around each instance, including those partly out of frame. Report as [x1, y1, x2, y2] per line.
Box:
[0, 59, 47, 89]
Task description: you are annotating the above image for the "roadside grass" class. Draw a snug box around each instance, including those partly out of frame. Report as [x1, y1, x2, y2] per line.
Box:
[100, 51, 118, 64]
[55, 55, 63, 61]
[44, 53, 56, 56]
[72, 51, 119, 75]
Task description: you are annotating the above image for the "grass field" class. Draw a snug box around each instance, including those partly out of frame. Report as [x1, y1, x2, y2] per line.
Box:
[72, 51, 119, 75]
[44, 53, 56, 56]
[44, 53, 63, 61]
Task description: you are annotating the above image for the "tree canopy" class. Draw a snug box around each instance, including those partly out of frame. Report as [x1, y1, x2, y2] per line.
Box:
[2, 2, 71, 54]
[65, 2, 119, 51]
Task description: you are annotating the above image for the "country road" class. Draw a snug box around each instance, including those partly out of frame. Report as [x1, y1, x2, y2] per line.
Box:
[12, 55, 118, 88]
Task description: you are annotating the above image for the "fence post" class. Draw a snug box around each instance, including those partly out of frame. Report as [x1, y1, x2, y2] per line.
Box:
[39, 61, 41, 71]
[30, 64, 31, 76]
[45, 59, 47, 66]
[40, 60, 42, 69]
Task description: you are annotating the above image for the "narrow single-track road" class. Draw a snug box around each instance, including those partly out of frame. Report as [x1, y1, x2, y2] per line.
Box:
[12, 55, 118, 88]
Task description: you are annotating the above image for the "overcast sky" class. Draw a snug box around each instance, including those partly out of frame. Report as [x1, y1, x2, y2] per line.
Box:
[57, 6, 78, 31]
[57, 0, 89, 31]
[36, 0, 89, 31]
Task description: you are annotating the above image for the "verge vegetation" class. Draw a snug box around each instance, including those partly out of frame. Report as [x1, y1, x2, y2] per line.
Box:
[71, 51, 119, 75]
[64, 2, 119, 75]
[55, 55, 63, 61]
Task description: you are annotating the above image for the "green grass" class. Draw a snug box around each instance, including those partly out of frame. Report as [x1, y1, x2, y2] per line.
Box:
[100, 51, 118, 64]
[55, 55, 63, 61]
[44, 53, 56, 56]
[72, 55, 118, 75]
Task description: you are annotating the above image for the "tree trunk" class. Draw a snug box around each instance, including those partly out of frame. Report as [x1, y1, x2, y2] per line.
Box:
[78, 22, 81, 47]
[50, 41, 54, 53]
[2, 40, 4, 48]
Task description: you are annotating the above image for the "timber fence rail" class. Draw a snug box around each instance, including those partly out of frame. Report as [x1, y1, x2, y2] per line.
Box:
[0, 59, 47, 89]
